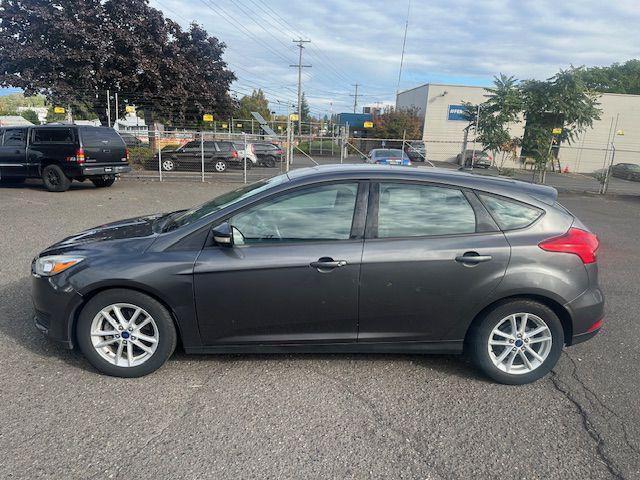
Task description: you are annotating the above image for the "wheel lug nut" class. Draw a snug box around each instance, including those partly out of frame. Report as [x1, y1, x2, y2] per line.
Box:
[118, 326, 123, 330]
[131, 336, 136, 341]
[115, 334, 120, 338]
[123, 340, 127, 345]
[512, 348, 517, 351]
[509, 339, 514, 343]
[128, 327, 133, 332]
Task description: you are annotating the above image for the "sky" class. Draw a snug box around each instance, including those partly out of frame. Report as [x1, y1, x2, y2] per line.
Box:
[3, 0, 640, 118]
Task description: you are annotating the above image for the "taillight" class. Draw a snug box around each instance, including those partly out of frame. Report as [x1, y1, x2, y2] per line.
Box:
[233, 150, 238, 159]
[76, 147, 85, 164]
[125, 148, 129, 161]
[539, 227, 599, 264]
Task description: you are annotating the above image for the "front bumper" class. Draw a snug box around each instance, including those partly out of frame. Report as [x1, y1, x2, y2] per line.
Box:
[31, 273, 84, 349]
[81, 165, 131, 176]
[565, 284, 604, 345]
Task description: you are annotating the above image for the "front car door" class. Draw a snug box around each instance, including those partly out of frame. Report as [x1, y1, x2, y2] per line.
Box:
[358, 181, 511, 346]
[194, 181, 368, 345]
[0, 128, 28, 178]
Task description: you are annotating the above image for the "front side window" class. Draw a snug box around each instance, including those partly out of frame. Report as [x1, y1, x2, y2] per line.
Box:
[3, 128, 26, 146]
[478, 194, 542, 230]
[33, 128, 74, 144]
[377, 183, 476, 238]
[230, 183, 359, 244]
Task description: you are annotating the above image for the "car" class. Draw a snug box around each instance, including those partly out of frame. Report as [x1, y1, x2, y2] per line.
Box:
[366, 148, 412, 166]
[31, 165, 604, 383]
[611, 163, 640, 181]
[148, 140, 239, 173]
[405, 141, 426, 162]
[457, 149, 493, 168]
[253, 142, 284, 167]
[0, 124, 131, 191]
[232, 141, 259, 169]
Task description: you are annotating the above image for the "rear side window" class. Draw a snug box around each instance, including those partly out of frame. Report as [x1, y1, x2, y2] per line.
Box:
[479, 194, 542, 230]
[80, 128, 125, 147]
[377, 183, 476, 238]
[216, 142, 233, 151]
[33, 128, 74, 144]
[3, 128, 26, 146]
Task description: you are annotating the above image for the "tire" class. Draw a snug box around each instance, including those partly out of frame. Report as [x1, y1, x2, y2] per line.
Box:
[91, 176, 116, 188]
[161, 159, 176, 171]
[42, 164, 71, 192]
[242, 158, 253, 170]
[213, 160, 227, 173]
[467, 299, 564, 385]
[264, 156, 276, 168]
[76, 289, 177, 378]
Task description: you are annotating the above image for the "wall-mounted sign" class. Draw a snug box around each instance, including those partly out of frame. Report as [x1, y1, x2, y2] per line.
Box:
[126, 105, 136, 114]
[236, 123, 243, 128]
[447, 105, 467, 121]
[221, 123, 228, 129]
[289, 114, 299, 121]
[552, 127, 562, 135]
[202, 114, 213, 122]
[54, 106, 65, 114]
[363, 121, 374, 128]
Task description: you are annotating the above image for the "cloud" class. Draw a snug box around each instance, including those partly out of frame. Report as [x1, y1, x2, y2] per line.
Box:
[151, 0, 640, 116]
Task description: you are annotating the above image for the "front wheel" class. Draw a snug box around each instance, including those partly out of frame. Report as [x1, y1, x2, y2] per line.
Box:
[76, 289, 177, 377]
[467, 299, 564, 385]
[263, 156, 276, 168]
[91, 176, 115, 188]
[213, 160, 227, 173]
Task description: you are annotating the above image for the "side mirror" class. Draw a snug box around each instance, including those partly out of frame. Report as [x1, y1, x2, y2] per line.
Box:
[211, 221, 234, 247]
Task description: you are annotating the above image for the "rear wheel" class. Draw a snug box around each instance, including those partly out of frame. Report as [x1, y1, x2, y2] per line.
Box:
[214, 160, 227, 173]
[467, 299, 564, 384]
[264, 156, 276, 168]
[91, 176, 116, 188]
[76, 289, 177, 377]
[243, 158, 253, 170]
[161, 159, 175, 171]
[42, 165, 71, 192]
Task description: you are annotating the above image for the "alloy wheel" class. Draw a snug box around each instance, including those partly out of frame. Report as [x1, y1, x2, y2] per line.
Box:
[162, 159, 175, 171]
[215, 161, 226, 172]
[487, 312, 552, 374]
[90, 303, 159, 367]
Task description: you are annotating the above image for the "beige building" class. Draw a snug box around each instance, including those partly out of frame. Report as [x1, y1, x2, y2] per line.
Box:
[396, 83, 640, 173]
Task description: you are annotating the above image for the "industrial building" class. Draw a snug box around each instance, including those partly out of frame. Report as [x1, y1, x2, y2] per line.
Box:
[396, 83, 640, 173]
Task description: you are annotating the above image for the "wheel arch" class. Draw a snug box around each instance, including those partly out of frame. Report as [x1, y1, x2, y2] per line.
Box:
[464, 294, 573, 347]
[71, 283, 186, 351]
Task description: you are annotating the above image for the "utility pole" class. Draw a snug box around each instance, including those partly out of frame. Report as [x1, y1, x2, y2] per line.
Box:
[290, 39, 311, 136]
[350, 83, 360, 113]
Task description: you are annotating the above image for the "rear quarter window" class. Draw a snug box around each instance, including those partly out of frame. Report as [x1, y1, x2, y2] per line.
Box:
[80, 128, 125, 147]
[479, 193, 543, 230]
[216, 142, 233, 151]
[32, 128, 75, 144]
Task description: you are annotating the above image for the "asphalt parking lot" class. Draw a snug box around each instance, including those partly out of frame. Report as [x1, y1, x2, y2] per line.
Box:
[0, 177, 639, 479]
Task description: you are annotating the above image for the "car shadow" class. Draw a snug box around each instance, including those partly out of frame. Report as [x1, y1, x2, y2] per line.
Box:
[0, 178, 98, 192]
[1, 276, 486, 382]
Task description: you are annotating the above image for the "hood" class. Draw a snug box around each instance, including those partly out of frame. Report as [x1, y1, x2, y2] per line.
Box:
[40, 213, 165, 256]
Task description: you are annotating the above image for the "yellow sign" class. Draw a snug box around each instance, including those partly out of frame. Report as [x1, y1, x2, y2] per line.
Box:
[221, 123, 228, 129]
[364, 121, 374, 128]
[552, 127, 562, 135]
[203, 114, 214, 122]
[616, 129, 625, 136]
[289, 114, 299, 121]
[278, 125, 283, 130]
[126, 105, 136, 114]
[54, 106, 65, 114]
[236, 123, 243, 128]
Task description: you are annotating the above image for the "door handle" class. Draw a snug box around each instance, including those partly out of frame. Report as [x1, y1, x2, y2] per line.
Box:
[310, 258, 347, 270]
[455, 253, 492, 264]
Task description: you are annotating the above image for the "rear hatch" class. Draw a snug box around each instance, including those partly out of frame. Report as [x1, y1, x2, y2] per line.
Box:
[79, 127, 128, 165]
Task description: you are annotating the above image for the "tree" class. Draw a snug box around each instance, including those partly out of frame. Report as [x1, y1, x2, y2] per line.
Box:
[371, 107, 422, 139]
[236, 89, 271, 121]
[577, 59, 640, 95]
[300, 92, 311, 122]
[0, 0, 236, 135]
[20, 109, 40, 125]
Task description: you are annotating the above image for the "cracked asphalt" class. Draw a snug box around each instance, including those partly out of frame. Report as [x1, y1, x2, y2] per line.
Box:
[0, 178, 638, 479]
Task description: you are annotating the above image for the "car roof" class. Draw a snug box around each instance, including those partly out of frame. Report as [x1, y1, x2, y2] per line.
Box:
[286, 164, 558, 206]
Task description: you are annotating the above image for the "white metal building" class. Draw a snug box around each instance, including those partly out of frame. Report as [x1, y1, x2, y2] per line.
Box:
[396, 83, 640, 173]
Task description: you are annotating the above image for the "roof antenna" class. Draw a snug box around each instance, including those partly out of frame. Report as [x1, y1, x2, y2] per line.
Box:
[396, 0, 411, 95]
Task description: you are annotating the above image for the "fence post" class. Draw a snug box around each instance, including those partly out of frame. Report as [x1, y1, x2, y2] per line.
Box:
[200, 132, 205, 183]
[601, 144, 616, 194]
[243, 132, 247, 184]
[157, 132, 162, 181]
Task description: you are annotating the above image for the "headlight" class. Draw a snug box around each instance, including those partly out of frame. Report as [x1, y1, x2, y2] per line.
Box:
[34, 255, 85, 277]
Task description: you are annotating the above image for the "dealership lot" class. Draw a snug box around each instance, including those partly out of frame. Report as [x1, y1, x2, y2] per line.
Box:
[0, 178, 638, 479]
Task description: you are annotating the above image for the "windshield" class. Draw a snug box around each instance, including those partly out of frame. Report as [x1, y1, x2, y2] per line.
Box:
[163, 174, 289, 231]
[374, 149, 404, 158]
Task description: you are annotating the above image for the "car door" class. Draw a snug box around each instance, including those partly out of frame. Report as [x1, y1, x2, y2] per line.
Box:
[194, 181, 367, 345]
[358, 181, 510, 344]
[0, 128, 28, 178]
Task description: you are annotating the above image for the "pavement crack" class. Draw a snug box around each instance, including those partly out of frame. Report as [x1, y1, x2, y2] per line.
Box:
[549, 367, 626, 480]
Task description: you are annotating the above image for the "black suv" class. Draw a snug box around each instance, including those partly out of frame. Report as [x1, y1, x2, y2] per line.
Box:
[0, 124, 131, 191]
[148, 140, 239, 173]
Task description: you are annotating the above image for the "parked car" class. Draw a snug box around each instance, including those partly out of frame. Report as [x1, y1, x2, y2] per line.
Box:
[457, 150, 493, 168]
[232, 142, 259, 169]
[0, 124, 130, 191]
[32, 165, 603, 383]
[405, 141, 426, 161]
[366, 148, 412, 166]
[147, 140, 239, 173]
[253, 142, 284, 167]
[611, 163, 640, 181]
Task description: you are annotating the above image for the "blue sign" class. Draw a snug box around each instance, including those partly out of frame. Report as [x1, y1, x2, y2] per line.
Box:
[447, 105, 467, 121]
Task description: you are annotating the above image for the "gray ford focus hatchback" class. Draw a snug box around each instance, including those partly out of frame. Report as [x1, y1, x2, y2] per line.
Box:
[32, 165, 603, 384]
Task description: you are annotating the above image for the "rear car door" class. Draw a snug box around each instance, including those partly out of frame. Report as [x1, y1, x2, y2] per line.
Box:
[79, 127, 127, 166]
[194, 181, 367, 345]
[0, 128, 28, 178]
[358, 181, 511, 344]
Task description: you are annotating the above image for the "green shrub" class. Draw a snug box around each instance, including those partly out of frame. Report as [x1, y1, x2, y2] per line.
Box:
[128, 147, 154, 167]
